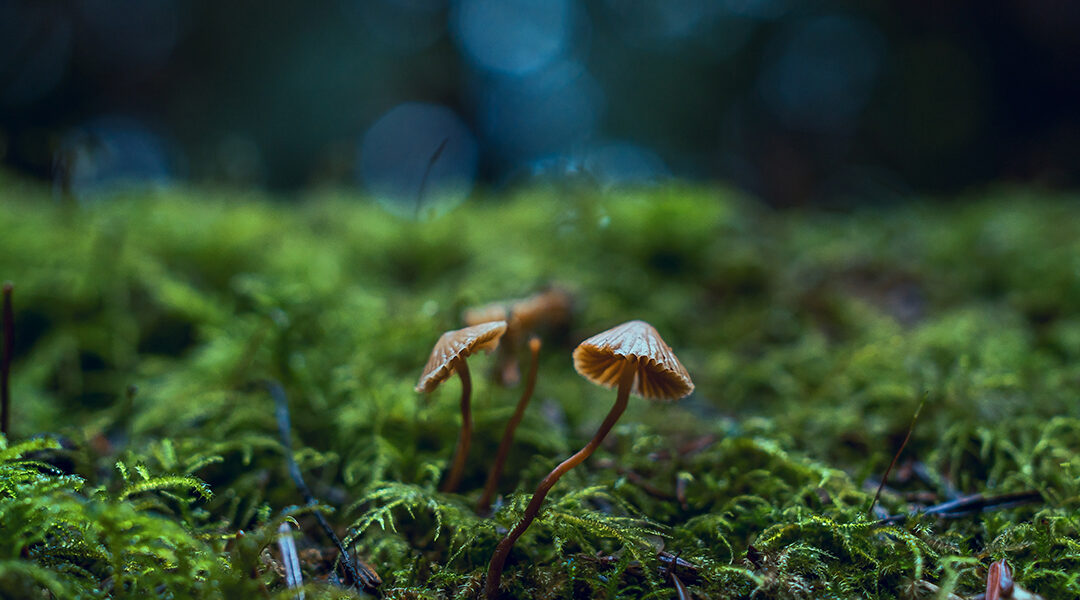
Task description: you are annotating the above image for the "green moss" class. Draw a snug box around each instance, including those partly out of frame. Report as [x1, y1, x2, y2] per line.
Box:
[0, 174, 1078, 598]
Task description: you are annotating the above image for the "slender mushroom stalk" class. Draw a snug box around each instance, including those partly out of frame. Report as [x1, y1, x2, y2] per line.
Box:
[478, 336, 542, 514]
[443, 361, 472, 493]
[485, 320, 693, 599]
[416, 321, 507, 493]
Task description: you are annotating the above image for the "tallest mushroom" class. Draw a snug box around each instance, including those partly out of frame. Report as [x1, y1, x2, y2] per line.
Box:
[485, 320, 693, 599]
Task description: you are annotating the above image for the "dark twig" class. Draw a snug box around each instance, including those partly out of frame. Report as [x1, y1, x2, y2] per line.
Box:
[265, 380, 381, 592]
[666, 551, 691, 600]
[414, 137, 450, 220]
[586, 551, 699, 584]
[869, 398, 924, 516]
[2, 282, 13, 437]
[876, 490, 1043, 525]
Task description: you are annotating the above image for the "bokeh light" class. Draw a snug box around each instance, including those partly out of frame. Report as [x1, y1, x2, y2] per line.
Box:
[1, 0, 1078, 201]
[476, 60, 604, 168]
[580, 141, 669, 187]
[55, 116, 175, 201]
[451, 0, 574, 75]
[358, 103, 478, 219]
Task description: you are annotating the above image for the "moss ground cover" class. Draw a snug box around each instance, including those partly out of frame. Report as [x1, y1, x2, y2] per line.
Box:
[0, 175, 1078, 598]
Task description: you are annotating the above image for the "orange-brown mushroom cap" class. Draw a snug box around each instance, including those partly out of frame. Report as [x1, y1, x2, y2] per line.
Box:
[462, 302, 510, 328]
[508, 287, 573, 332]
[462, 287, 573, 333]
[416, 321, 508, 393]
[572, 320, 693, 401]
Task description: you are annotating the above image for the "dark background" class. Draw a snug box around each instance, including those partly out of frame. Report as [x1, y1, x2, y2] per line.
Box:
[1, 0, 1078, 207]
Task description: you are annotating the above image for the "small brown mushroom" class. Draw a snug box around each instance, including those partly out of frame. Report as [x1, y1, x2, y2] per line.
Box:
[484, 320, 692, 599]
[506, 287, 573, 334]
[463, 286, 573, 385]
[417, 321, 507, 493]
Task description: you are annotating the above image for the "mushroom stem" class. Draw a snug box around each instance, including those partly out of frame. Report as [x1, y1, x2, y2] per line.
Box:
[478, 337, 542, 514]
[441, 360, 473, 493]
[485, 364, 634, 599]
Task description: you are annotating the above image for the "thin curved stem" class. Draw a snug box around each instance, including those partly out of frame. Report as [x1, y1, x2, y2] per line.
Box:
[441, 361, 473, 493]
[485, 365, 634, 599]
[478, 337, 541, 513]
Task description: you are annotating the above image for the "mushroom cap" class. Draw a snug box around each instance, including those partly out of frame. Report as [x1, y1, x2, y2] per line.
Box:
[416, 321, 508, 393]
[462, 287, 573, 333]
[510, 287, 572, 332]
[572, 320, 693, 401]
[462, 302, 510, 328]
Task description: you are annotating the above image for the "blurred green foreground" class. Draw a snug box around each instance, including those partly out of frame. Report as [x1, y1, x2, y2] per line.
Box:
[0, 175, 1078, 599]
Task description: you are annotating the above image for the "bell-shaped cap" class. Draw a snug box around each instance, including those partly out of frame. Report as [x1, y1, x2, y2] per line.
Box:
[463, 302, 510, 328]
[416, 321, 507, 393]
[462, 287, 573, 333]
[572, 320, 693, 401]
[509, 287, 572, 332]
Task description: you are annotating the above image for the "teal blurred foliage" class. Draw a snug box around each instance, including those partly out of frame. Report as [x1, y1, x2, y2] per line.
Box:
[2, 1, 1079, 204]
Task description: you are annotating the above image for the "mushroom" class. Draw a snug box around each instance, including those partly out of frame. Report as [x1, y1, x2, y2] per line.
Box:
[417, 320, 508, 493]
[477, 335, 542, 514]
[463, 286, 573, 385]
[484, 320, 693, 599]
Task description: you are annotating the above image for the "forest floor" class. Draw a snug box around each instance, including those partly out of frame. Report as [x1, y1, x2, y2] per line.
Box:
[0, 175, 1078, 599]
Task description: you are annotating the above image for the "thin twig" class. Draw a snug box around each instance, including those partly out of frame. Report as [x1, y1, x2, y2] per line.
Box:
[876, 490, 1043, 525]
[586, 551, 700, 583]
[666, 551, 691, 600]
[869, 398, 924, 515]
[265, 380, 381, 592]
[2, 282, 13, 437]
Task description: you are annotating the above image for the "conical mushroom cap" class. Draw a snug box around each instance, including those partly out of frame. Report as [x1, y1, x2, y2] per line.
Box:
[463, 287, 573, 333]
[416, 321, 508, 393]
[572, 320, 694, 401]
[508, 287, 573, 332]
[462, 302, 510, 328]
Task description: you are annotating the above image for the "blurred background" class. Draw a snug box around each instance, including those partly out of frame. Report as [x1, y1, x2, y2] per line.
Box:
[1, 0, 1078, 208]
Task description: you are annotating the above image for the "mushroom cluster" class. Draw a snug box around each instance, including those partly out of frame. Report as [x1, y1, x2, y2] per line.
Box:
[414, 312, 693, 600]
[463, 287, 572, 386]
